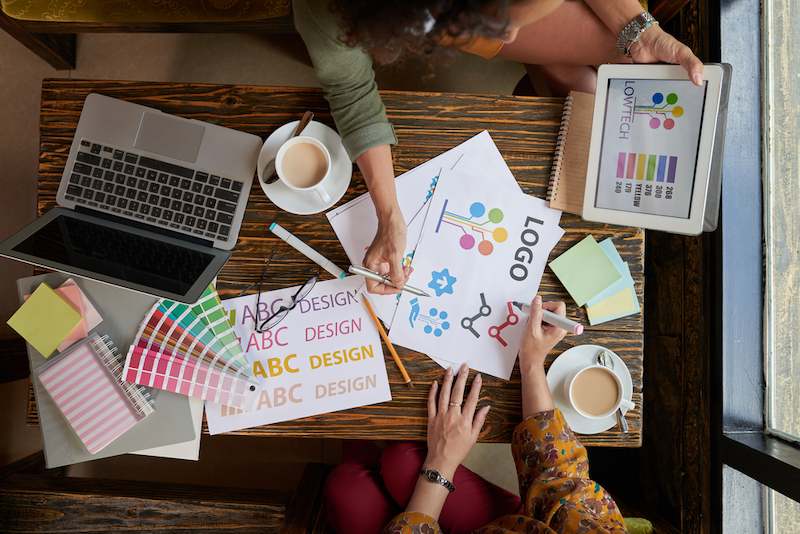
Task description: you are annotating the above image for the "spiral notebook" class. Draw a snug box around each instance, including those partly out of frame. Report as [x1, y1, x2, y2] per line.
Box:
[36, 333, 155, 454]
[546, 91, 595, 216]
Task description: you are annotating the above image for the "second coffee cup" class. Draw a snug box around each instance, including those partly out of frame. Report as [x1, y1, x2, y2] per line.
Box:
[275, 136, 332, 203]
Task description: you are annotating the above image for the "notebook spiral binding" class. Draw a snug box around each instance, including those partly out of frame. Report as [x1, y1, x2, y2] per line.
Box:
[547, 94, 575, 202]
[95, 334, 155, 417]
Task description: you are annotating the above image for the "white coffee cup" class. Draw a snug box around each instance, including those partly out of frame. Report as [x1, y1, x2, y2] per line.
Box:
[562, 364, 635, 419]
[275, 136, 332, 203]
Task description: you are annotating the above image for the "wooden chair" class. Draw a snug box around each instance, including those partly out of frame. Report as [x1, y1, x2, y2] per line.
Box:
[0, 451, 333, 533]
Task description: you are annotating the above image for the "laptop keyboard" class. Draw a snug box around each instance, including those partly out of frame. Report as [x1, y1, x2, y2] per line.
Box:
[63, 138, 245, 243]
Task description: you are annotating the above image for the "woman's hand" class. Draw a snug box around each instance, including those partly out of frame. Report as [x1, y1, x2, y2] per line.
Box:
[363, 213, 410, 294]
[423, 364, 491, 477]
[518, 296, 567, 371]
[631, 25, 704, 85]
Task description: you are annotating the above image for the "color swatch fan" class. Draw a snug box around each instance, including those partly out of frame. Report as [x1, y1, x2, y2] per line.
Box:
[124, 285, 259, 411]
[36, 333, 155, 454]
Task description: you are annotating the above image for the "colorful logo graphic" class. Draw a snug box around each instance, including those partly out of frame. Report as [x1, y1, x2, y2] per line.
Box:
[487, 302, 520, 347]
[428, 268, 457, 297]
[436, 200, 507, 256]
[461, 293, 492, 338]
[635, 92, 684, 130]
[409, 297, 450, 337]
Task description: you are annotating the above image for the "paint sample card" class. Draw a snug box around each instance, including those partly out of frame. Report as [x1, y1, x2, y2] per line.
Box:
[388, 169, 563, 380]
[595, 78, 707, 218]
[205, 276, 391, 435]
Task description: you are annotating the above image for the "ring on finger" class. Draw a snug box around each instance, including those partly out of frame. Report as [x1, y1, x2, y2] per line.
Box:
[449, 402, 461, 407]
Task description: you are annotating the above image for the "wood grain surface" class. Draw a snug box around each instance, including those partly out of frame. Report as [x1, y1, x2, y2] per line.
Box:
[31, 79, 644, 446]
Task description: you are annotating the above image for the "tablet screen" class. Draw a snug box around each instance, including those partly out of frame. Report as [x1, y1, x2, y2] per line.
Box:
[594, 78, 708, 218]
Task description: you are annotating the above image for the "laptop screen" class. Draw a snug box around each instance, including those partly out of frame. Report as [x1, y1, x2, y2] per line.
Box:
[1, 208, 230, 303]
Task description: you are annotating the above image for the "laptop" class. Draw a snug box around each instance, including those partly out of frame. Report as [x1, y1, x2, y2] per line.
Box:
[0, 93, 263, 303]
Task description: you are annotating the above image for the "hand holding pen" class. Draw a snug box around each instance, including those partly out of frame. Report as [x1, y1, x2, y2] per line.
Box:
[349, 266, 430, 297]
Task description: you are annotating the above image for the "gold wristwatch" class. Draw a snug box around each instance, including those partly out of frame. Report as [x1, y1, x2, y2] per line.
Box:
[616, 12, 659, 58]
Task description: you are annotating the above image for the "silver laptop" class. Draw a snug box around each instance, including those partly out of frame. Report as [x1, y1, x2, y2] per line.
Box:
[0, 93, 263, 303]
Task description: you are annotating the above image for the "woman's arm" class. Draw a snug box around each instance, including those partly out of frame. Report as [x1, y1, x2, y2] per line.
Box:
[404, 364, 490, 520]
[518, 296, 567, 418]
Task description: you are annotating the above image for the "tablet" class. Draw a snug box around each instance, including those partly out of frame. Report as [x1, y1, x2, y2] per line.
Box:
[582, 63, 730, 235]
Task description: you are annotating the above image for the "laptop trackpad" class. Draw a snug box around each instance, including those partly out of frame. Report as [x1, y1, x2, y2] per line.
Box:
[134, 111, 205, 163]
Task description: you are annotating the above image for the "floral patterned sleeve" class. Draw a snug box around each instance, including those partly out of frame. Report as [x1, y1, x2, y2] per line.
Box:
[507, 409, 629, 533]
[381, 511, 442, 534]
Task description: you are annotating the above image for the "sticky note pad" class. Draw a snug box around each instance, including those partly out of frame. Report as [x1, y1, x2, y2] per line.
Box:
[586, 285, 640, 325]
[549, 235, 623, 306]
[8, 283, 83, 358]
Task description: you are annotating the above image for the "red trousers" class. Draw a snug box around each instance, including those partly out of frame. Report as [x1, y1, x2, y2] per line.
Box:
[324, 441, 524, 534]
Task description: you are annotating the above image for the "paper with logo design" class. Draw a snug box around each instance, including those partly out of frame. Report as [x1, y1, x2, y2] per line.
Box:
[205, 276, 390, 434]
[388, 169, 564, 380]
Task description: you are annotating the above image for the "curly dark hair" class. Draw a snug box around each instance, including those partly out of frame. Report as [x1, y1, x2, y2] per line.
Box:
[327, 0, 517, 63]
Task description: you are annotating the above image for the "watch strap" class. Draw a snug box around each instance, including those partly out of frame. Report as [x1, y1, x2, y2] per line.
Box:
[420, 469, 455, 492]
[616, 12, 659, 58]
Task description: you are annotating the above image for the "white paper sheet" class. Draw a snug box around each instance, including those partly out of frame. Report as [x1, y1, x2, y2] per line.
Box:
[388, 169, 564, 380]
[205, 276, 391, 434]
[326, 131, 519, 327]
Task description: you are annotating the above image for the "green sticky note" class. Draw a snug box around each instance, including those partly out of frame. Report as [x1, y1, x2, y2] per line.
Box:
[549, 235, 623, 306]
[8, 283, 83, 358]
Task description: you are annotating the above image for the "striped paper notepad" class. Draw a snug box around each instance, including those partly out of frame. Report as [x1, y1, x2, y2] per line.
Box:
[36, 333, 155, 454]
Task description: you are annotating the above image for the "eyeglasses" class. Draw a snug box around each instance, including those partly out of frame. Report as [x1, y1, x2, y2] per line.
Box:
[234, 250, 318, 333]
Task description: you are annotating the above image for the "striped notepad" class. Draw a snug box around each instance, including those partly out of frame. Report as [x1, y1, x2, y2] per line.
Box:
[36, 333, 154, 454]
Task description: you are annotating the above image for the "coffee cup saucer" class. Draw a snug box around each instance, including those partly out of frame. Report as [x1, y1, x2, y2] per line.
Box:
[545, 344, 633, 435]
[258, 120, 352, 215]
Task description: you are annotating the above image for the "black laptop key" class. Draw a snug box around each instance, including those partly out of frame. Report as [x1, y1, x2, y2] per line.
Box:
[149, 194, 159, 204]
[217, 200, 236, 213]
[220, 178, 232, 189]
[107, 195, 117, 206]
[135, 167, 146, 179]
[214, 189, 239, 203]
[160, 197, 171, 208]
[171, 189, 183, 200]
[102, 158, 112, 169]
[140, 205, 150, 215]
[219, 225, 230, 237]
[208, 222, 219, 233]
[118, 199, 128, 209]
[175, 213, 185, 224]
[137, 191, 148, 202]
[103, 182, 114, 193]
[169, 175, 180, 187]
[183, 192, 193, 202]
[194, 206, 205, 217]
[149, 182, 160, 194]
[194, 195, 205, 206]
[203, 185, 214, 196]
[66, 185, 83, 196]
[179, 179, 191, 190]
[104, 170, 115, 181]
[80, 140, 91, 148]
[124, 164, 136, 175]
[70, 174, 81, 184]
[126, 189, 137, 199]
[163, 210, 173, 221]
[115, 185, 126, 196]
[74, 162, 92, 175]
[77, 152, 101, 165]
[83, 189, 94, 200]
[206, 197, 216, 208]
[113, 161, 124, 172]
[129, 201, 139, 212]
[160, 185, 171, 196]
[92, 179, 103, 190]
[152, 207, 162, 218]
[103, 146, 113, 154]
[126, 176, 137, 187]
[113, 149, 124, 160]
[232, 180, 243, 192]
[209, 175, 220, 186]
[205, 209, 216, 220]
[147, 170, 158, 180]
[95, 192, 105, 204]
[92, 167, 104, 179]
[182, 204, 194, 215]
[124, 152, 138, 164]
[91, 143, 102, 154]
[137, 179, 148, 190]
[137, 156, 194, 179]
[191, 182, 203, 193]
[158, 173, 169, 184]
[115, 173, 126, 184]
[81, 176, 92, 187]
[196, 172, 208, 183]
[197, 219, 207, 230]
[186, 216, 196, 227]
[216, 212, 234, 225]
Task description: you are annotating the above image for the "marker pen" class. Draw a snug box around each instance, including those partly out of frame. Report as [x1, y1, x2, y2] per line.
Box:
[512, 301, 584, 335]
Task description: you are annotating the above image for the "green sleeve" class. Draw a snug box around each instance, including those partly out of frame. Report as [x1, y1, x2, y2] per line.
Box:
[293, 0, 398, 162]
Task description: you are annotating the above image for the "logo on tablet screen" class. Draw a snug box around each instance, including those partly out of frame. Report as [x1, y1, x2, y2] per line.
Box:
[635, 92, 684, 130]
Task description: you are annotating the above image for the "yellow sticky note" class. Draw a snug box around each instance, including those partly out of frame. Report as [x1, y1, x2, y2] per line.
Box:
[8, 283, 83, 358]
[549, 235, 623, 306]
[586, 286, 636, 321]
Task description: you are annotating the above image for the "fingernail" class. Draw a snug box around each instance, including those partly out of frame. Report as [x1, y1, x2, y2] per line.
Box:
[693, 73, 703, 85]
[460, 363, 469, 373]
[475, 373, 482, 382]
[446, 366, 454, 376]
[534, 296, 542, 305]
[432, 381, 438, 390]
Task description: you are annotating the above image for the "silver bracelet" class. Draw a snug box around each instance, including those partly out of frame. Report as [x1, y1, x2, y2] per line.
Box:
[616, 12, 659, 58]
[420, 469, 455, 492]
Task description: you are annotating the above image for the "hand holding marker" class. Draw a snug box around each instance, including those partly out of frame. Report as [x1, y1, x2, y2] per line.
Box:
[513, 301, 584, 335]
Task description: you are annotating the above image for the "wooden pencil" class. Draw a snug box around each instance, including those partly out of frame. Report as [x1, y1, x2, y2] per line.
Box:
[362, 295, 413, 388]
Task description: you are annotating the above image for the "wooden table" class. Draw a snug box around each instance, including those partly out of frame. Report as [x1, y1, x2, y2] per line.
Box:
[30, 79, 644, 447]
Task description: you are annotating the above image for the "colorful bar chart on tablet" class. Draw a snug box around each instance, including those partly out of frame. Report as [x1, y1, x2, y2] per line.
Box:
[616, 153, 678, 183]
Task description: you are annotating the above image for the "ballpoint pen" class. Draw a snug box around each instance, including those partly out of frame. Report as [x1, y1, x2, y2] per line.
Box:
[512, 301, 584, 335]
[348, 265, 430, 297]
